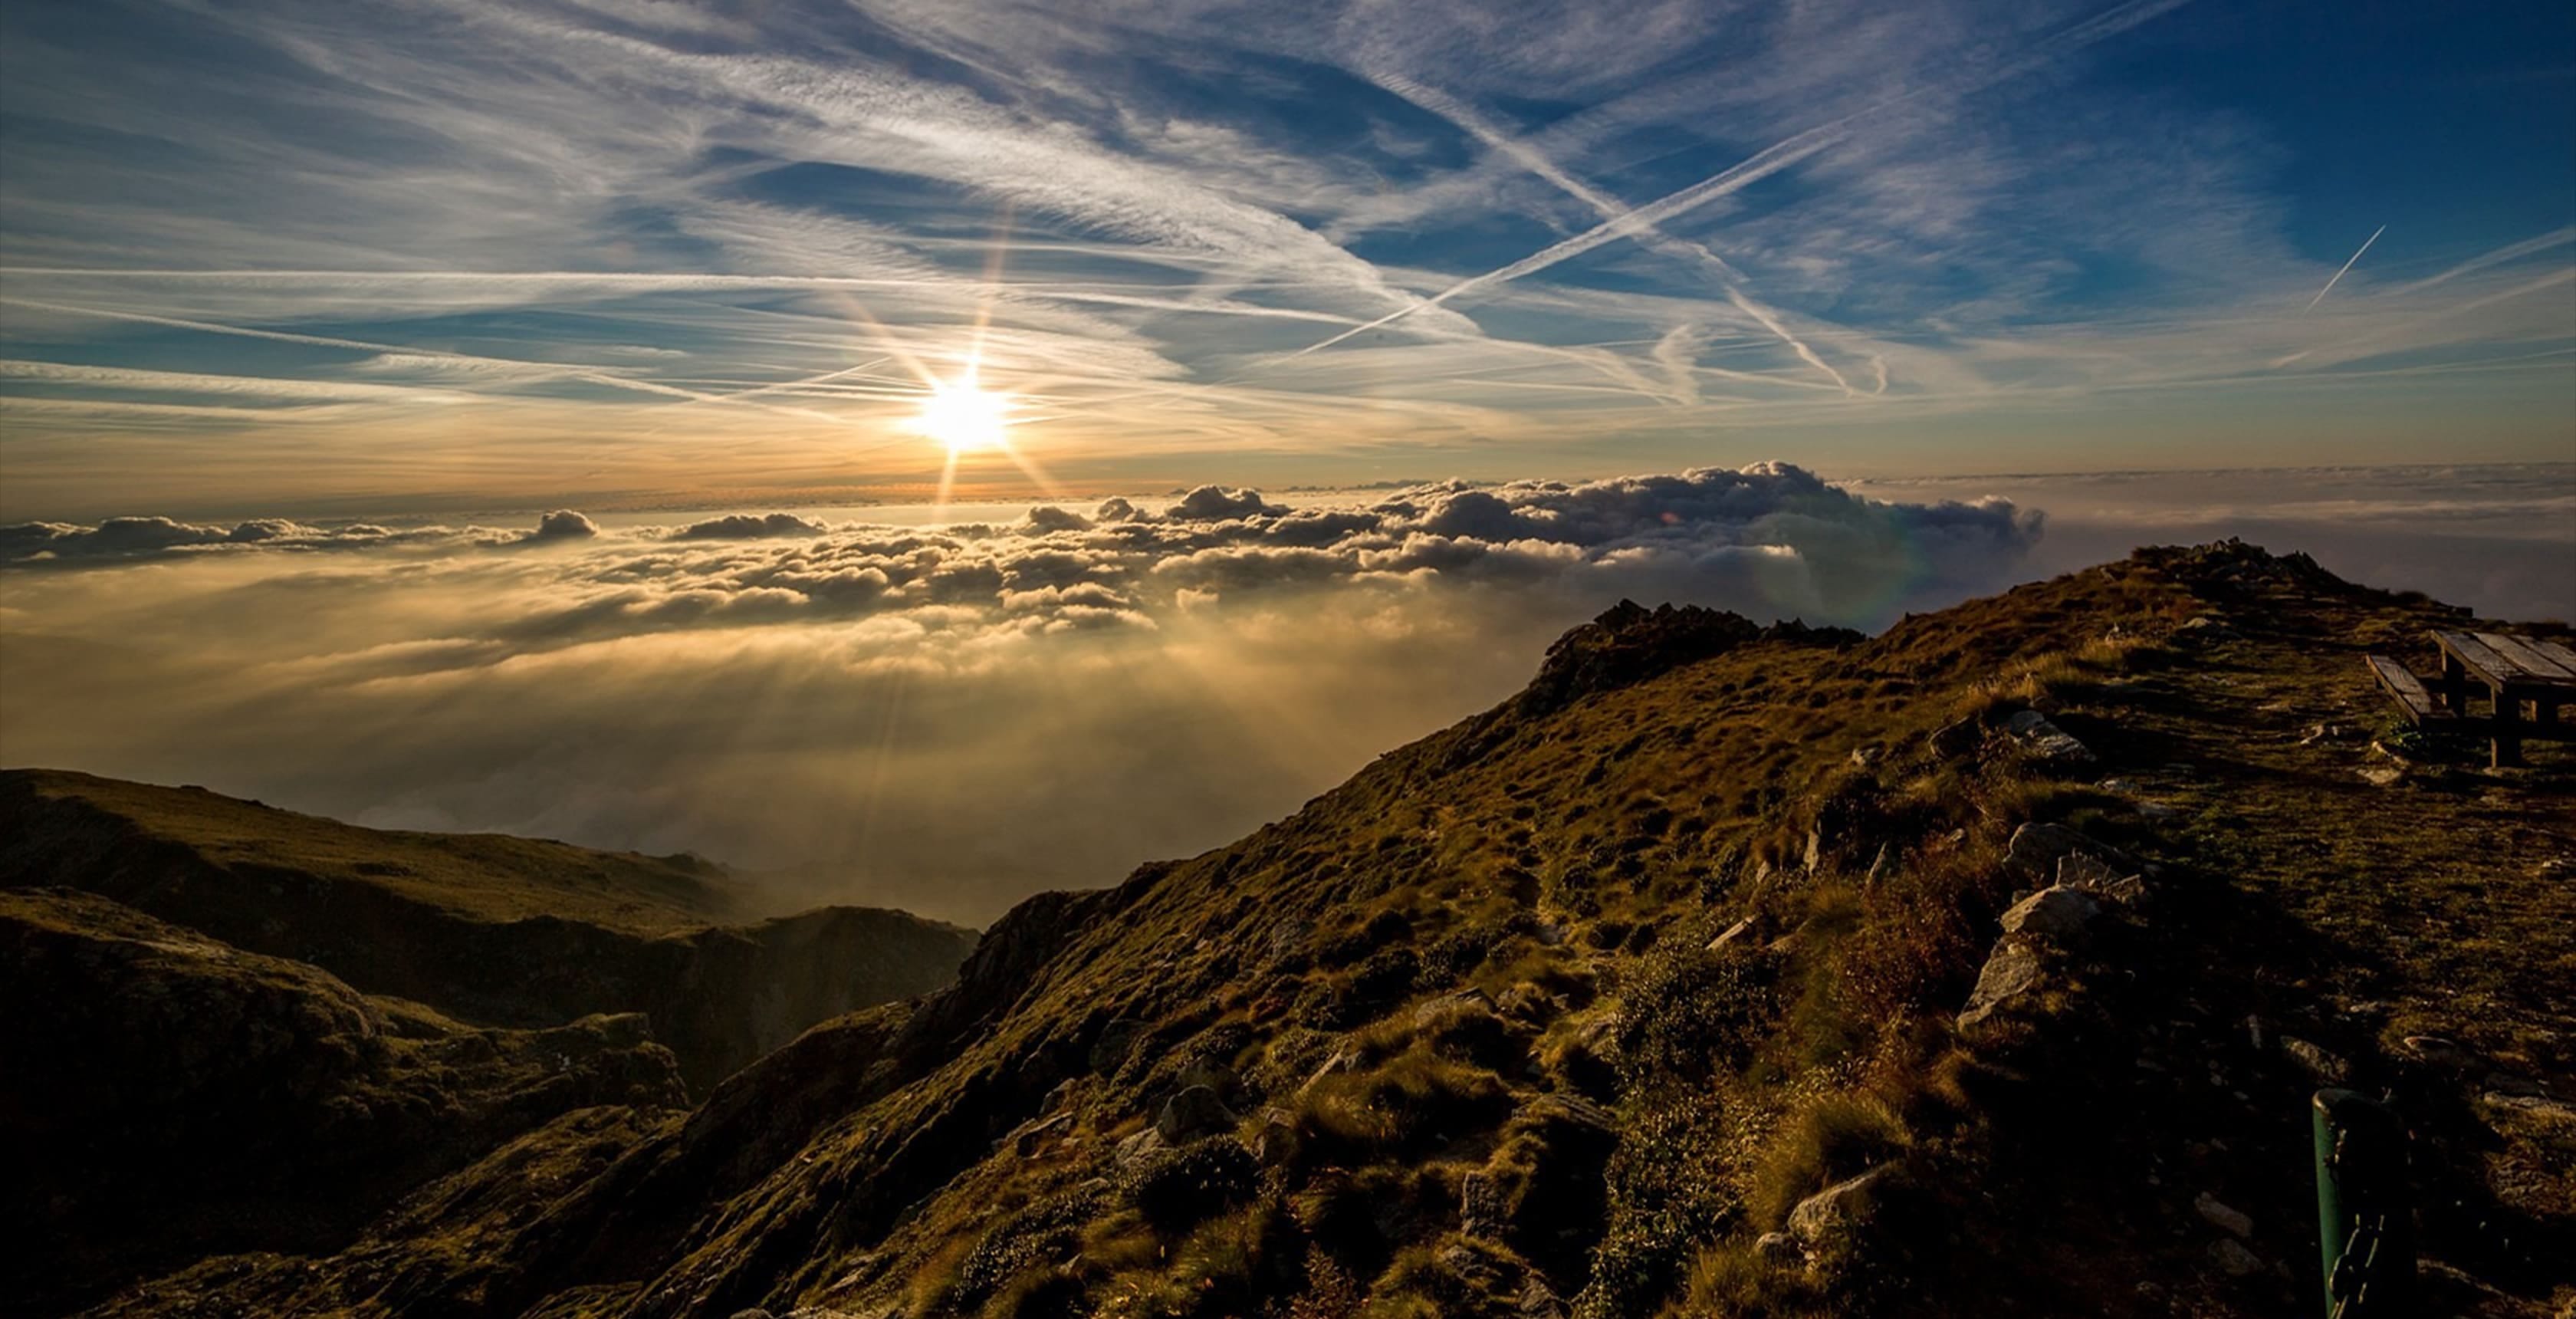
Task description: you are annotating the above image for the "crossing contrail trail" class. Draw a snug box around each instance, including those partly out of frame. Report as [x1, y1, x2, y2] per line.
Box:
[2304, 225, 2386, 311]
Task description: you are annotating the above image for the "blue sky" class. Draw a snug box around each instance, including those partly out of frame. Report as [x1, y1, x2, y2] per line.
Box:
[1, 0, 2571, 518]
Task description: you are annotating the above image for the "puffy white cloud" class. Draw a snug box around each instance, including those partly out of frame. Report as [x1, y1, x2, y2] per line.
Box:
[670, 512, 830, 540]
[529, 509, 601, 541]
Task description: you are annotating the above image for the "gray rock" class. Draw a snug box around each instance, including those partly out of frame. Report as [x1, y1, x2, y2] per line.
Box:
[2006, 709, 2096, 766]
[1786, 1166, 1890, 1242]
[2208, 1238, 2263, 1276]
[2281, 1038, 2349, 1085]
[1957, 939, 2046, 1031]
[2005, 822, 2138, 883]
[2194, 1192, 2252, 1238]
[1516, 1279, 1569, 1318]
[1303, 1050, 1356, 1092]
[1707, 917, 1754, 951]
[1115, 1127, 1168, 1167]
[1155, 1084, 1236, 1143]
[2001, 886, 2101, 942]
[2401, 1035, 2470, 1068]
[1929, 717, 1981, 758]
[1010, 1111, 1074, 1157]
[2358, 764, 2405, 788]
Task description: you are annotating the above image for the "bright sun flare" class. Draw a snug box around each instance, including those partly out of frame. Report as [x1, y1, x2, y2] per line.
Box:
[919, 374, 1011, 454]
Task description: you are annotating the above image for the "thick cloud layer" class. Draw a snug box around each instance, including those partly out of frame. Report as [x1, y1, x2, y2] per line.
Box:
[1, 465, 2048, 924]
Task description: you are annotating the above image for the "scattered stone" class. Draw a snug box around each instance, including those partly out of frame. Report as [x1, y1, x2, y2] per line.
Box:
[1533, 921, 1568, 947]
[1517, 1279, 1569, 1318]
[2006, 822, 2139, 884]
[2209, 1238, 2263, 1276]
[1754, 1231, 1804, 1266]
[1787, 1166, 1890, 1242]
[1707, 917, 1754, 951]
[1865, 842, 1894, 883]
[1929, 717, 1981, 758]
[2006, 709, 2097, 766]
[1957, 939, 2046, 1031]
[2298, 722, 2351, 746]
[1011, 1112, 1074, 1157]
[1303, 1051, 1356, 1092]
[2359, 761, 2407, 788]
[2177, 616, 2238, 641]
[1115, 1127, 1168, 1168]
[1155, 1084, 1236, 1144]
[2099, 777, 2138, 793]
[1803, 828, 1824, 873]
[2281, 1038, 2349, 1085]
[2136, 802, 2179, 821]
[2194, 1193, 2253, 1238]
[1178, 1057, 1237, 1094]
[2000, 886, 2101, 942]
[1250, 1107, 1296, 1166]
[1848, 745, 1882, 768]
[2401, 1035, 2470, 1069]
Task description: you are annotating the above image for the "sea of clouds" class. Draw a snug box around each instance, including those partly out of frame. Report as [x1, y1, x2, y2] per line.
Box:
[6, 461, 2567, 925]
[0, 464, 2045, 923]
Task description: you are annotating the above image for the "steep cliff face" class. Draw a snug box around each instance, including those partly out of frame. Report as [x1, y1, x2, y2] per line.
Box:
[48, 545, 2576, 1319]
[0, 771, 980, 1089]
[0, 888, 690, 1317]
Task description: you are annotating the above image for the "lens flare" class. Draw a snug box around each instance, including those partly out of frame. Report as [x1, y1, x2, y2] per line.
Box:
[919, 373, 1010, 453]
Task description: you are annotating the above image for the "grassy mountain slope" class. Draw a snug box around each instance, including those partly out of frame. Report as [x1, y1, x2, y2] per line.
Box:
[0, 888, 691, 1317]
[0, 771, 980, 1089]
[80, 543, 2576, 1317]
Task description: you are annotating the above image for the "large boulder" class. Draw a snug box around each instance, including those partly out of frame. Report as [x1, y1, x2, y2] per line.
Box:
[1155, 1084, 1237, 1143]
[1786, 1166, 1891, 1243]
[1956, 939, 2048, 1031]
[2005, 709, 2097, 768]
[2000, 886, 2101, 942]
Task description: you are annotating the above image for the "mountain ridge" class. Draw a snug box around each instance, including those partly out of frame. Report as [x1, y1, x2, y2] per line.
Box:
[28, 541, 2576, 1318]
[0, 769, 981, 1090]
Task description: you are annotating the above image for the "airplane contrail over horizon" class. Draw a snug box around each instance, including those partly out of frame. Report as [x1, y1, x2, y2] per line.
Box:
[2305, 225, 2387, 311]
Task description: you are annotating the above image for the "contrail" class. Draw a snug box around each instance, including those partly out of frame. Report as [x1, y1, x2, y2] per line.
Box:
[1281, 0, 2193, 363]
[2304, 225, 2386, 311]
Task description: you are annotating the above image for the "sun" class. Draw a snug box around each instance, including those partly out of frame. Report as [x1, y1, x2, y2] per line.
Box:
[918, 373, 1011, 454]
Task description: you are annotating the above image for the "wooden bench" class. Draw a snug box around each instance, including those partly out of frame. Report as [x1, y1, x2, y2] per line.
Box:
[2364, 654, 2450, 725]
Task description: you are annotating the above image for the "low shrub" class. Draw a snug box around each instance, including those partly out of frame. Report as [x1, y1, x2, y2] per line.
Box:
[1122, 1137, 1259, 1235]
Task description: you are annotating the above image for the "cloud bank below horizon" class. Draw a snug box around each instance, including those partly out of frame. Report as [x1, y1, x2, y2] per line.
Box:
[0, 465, 2041, 923]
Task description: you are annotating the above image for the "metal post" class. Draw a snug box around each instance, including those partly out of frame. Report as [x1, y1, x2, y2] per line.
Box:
[2312, 1089, 2414, 1317]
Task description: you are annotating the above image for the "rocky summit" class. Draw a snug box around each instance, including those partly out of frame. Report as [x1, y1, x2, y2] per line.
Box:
[12, 541, 2575, 1318]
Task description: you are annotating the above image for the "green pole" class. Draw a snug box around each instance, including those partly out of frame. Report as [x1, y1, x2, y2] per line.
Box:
[2312, 1088, 2414, 1317]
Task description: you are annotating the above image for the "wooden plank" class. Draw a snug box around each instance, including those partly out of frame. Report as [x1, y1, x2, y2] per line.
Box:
[2367, 655, 2447, 722]
[2473, 632, 2576, 686]
[2433, 630, 2518, 687]
[2526, 637, 2576, 681]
